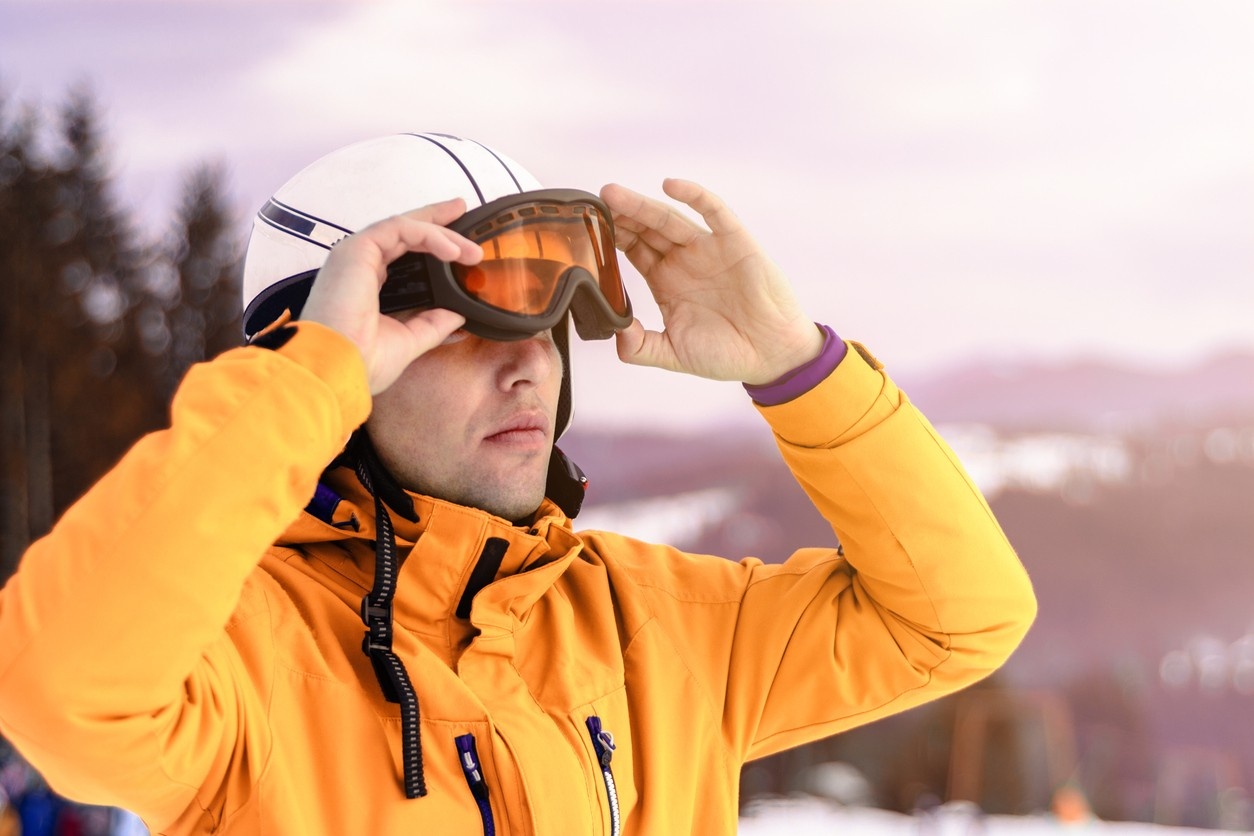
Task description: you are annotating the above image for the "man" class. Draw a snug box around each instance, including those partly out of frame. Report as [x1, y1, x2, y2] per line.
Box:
[0, 133, 1036, 834]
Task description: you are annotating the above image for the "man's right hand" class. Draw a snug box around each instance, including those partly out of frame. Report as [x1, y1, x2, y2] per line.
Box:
[299, 198, 482, 395]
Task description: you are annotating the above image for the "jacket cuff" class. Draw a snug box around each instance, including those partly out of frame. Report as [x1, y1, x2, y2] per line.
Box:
[743, 324, 847, 406]
[753, 341, 899, 448]
[260, 321, 372, 431]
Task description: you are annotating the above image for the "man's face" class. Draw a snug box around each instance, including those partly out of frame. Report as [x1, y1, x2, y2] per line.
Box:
[366, 327, 563, 522]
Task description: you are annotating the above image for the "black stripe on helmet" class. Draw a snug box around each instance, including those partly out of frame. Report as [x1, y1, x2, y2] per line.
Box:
[469, 138, 524, 193]
[260, 200, 315, 236]
[258, 198, 352, 249]
[268, 197, 354, 236]
[404, 132, 486, 204]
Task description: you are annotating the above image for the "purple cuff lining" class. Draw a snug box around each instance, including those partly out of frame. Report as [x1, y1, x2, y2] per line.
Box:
[743, 324, 846, 406]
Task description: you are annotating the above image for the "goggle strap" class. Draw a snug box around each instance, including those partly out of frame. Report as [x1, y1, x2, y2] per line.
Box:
[379, 258, 437, 314]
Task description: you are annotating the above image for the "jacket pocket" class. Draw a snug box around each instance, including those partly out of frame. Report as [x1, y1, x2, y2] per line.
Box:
[572, 687, 636, 835]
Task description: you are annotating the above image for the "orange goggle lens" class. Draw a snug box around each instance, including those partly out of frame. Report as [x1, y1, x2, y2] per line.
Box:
[375, 189, 632, 342]
[452, 200, 628, 318]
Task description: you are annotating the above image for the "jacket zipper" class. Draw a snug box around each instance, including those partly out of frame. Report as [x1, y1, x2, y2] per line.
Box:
[585, 716, 621, 836]
[455, 734, 496, 836]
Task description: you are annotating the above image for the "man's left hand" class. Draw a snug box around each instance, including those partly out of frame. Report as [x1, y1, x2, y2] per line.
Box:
[600, 179, 824, 385]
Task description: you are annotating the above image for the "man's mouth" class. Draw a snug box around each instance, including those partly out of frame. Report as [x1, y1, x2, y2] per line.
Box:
[484, 412, 549, 446]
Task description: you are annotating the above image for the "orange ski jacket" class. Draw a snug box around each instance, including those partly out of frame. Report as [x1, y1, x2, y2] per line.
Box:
[0, 323, 1035, 834]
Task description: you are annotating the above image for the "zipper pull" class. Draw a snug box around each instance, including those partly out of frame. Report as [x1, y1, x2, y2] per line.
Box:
[455, 734, 497, 835]
[587, 716, 616, 766]
[585, 716, 622, 836]
[596, 729, 616, 767]
[456, 735, 490, 802]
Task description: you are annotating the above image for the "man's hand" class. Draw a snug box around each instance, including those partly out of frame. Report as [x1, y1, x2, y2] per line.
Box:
[300, 199, 482, 395]
[600, 179, 823, 385]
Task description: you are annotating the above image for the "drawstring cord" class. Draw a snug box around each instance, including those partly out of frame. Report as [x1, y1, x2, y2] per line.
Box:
[355, 456, 428, 799]
[342, 431, 588, 801]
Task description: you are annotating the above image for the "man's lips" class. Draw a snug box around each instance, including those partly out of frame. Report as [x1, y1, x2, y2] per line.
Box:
[483, 412, 550, 445]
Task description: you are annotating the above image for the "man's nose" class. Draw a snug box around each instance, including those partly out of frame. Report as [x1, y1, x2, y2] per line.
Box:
[496, 332, 558, 390]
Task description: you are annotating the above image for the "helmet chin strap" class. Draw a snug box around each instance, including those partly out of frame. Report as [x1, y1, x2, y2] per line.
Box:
[546, 447, 589, 518]
[552, 313, 575, 439]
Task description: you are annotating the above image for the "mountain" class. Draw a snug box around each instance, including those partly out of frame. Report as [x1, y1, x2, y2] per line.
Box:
[897, 351, 1254, 432]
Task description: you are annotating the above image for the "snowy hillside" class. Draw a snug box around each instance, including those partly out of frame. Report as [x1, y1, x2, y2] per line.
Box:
[739, 798, 1226, 836]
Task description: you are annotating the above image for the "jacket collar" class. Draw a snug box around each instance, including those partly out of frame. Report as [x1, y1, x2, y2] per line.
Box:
[275, 466, 585, 659]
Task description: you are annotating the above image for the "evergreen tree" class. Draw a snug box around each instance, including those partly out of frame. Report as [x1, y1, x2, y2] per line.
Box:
[161, 162, 244, 397]
[44, 86, 167, 516]
[0, 90, 135, 581]
[0, 90, 62, 581]
[0, 82, 242, 584]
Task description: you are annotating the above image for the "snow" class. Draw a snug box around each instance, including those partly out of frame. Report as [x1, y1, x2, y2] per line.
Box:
[738, 798, 1217, 836]
[934, 424, 1133, 499]
[576, 487, 742, 547]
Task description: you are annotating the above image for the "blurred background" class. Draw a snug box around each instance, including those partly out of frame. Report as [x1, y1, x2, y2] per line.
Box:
[1, 1, 1252, 833]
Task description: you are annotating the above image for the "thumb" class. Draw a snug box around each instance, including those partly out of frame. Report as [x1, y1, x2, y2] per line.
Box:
[402, 308, 466, 348]
[369, 309, 467, 395]
[615, 319, 679, 372]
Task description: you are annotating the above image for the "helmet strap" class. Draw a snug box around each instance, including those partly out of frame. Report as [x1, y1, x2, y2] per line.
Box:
[546, 447, 588, 518]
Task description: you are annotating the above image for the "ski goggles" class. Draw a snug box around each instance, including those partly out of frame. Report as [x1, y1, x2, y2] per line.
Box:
[379, 189, 632, 341]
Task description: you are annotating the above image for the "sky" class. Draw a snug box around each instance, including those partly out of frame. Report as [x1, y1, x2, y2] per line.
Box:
[2, 0, 1252, 429]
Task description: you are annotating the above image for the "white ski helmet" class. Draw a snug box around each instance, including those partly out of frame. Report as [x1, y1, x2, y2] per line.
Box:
[241, 132, 580, 438]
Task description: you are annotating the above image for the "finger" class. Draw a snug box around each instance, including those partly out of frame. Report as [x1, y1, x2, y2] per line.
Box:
[613, 229, 662, 277]
[638, 226, 678, 255]
[405, 195, 466, 220]
[661, 179, 740, 236]
[392, 220, 483, 265]
[611, 213, 678, 250]
[607, 212, 650, 236]
[372, 308, 468, 395]
[338, 197, 474, 256]
[612, 221, 679, 264]
[402, 308, 466, 350]
[601, 182, 703, 246]
[353, 218, 483, 280]
[614, 319, 679, 372]
[616, 222, 675, 259]
[607, 201, 692, 264]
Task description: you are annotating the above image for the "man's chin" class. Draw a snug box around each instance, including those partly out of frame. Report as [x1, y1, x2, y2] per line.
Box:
[449, 473, 549, 524]
[473, 493, 547, 526]
[417, 452, 552, 523]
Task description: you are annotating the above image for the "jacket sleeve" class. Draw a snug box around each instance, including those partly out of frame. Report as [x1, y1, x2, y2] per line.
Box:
[0, 323, 370, 824]
[639, 341, 1037, 763]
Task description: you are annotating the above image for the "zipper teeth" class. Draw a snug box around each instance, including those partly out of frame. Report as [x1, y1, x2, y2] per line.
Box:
[603, 766, 622, 836]
[587, 717, 622, 836]
[455, 734, 496, 836]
